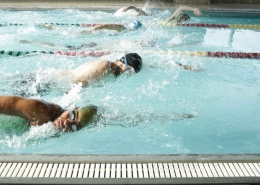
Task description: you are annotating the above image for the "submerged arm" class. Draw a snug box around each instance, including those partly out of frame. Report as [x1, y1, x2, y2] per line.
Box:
[20, 40, 57, 47]
[177, 63, 203, 72]
[164, 6, 201, 23]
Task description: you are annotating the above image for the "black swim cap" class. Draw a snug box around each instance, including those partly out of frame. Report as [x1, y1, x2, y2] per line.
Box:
[125, 53, 142, 73]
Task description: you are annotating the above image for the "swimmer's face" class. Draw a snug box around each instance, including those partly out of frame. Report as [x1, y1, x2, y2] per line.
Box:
[178, 14, 190, 23]
[111, 60, 135, 77]
[53, 108, 82, 132]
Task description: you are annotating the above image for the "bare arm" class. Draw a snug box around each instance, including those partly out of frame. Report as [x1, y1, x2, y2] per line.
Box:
[92, 24, 126, 32]
[0, 96, 63, 126]
[177, 63, 203, 72]
[20, 40, 57, 47]
[164, 6, 201, 23]
[121, 6, 148, 16]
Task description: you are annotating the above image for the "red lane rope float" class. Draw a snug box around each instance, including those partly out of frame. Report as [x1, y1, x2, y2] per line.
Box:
[177, 23, 229, 28]
[160, 51, 260, 59]
[207, 52, 260, 59]
[154, 22, 260, 29]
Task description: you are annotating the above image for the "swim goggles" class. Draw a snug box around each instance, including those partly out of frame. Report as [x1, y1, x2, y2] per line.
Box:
[69, 109, 79, 132]
[120, 55, 135, 74]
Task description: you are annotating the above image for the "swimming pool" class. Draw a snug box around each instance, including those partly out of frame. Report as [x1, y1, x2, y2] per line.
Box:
[0, 8, 260, 154]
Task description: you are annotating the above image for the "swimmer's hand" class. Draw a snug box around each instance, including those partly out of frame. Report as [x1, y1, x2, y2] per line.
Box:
[20, 40, 30, 44]
[38, 24, 53, 30]
[174, 113, 195, 120]
[78, 30, 92, 35]
[194, 9, 201, 16]
[178, 63, 204, 72]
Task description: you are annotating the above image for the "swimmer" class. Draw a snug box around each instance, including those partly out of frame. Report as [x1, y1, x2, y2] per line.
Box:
[20, 40, 97, 50]
[0, 95, 97, 132]
[163, 6, 201, 24]
[71, 53, 142, 86]
[8, 53, 142, 97]
[40, 20, 142, 34]
[118, 5, 200, 23]
[118, 6, 149, 16]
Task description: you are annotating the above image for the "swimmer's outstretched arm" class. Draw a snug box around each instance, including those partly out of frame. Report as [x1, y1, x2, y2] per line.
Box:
[164, 6, 201, 23]
[92, 24, 127, 32]
[77, 24, 126, 34]
[0, 96, 63, 126]
[38, 24, 67, 32]
[105, 112, 195, 127]
[121, 6, 148, 16]
[20, 40, 57, 47]
[177, 63, 203, 72]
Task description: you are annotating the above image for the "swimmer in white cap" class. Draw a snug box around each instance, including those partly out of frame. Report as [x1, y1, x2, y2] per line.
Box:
[0, 95, 97, 132]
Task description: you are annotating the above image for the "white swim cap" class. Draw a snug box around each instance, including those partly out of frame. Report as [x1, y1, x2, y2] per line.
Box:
[128, 20, 142, 30]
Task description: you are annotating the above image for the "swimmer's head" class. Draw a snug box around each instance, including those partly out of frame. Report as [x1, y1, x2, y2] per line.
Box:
[128, 20, 142, 30]
[178, 14, 190, 23]
[124, 53, 142, 73]
[77, 105, 98, 128]
[54, 105, 98, 132]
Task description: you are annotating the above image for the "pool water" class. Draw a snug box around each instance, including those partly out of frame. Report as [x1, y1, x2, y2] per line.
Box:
[0, 8, 260, 154]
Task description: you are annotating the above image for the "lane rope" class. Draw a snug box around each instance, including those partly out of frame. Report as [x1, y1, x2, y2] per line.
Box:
[1, 23, 260, 29]
[0, 50, 112, 57]
[0, 50, 259, 59]
[153, 22, 260, 29]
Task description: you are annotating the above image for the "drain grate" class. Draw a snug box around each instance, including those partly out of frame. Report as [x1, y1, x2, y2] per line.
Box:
[1, 162, 260, 178]
[0, 154, 260, 184]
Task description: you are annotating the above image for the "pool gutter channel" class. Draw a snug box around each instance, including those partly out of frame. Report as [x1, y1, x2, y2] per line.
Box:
[0, 154, 260, 184]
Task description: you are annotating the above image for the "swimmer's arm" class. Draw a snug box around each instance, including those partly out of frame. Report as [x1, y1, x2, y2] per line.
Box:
[92, 24, 126, 32]
[0, 96, 44, 121]
[164, 6, 201, 23]
[38, 24, 66, 32]
[0, 96, 63, 125]
[20, 40, 57, 47]
[121, 6, 148, 16]
[177, 63, 203, 72]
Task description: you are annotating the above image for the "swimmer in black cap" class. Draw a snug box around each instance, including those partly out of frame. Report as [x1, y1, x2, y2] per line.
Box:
[0, 96, 97, 132]
[71, 53, 142, 85]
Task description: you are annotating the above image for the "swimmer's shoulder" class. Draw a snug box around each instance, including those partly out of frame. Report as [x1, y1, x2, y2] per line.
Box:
[73, 60, 111, 74]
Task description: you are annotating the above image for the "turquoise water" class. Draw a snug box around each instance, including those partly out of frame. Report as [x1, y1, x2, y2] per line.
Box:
[0, 8, 260, 154]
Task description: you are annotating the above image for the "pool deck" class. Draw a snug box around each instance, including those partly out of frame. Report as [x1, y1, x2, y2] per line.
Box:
[0, 0, 260, 12]
[1, 154, 260, 184]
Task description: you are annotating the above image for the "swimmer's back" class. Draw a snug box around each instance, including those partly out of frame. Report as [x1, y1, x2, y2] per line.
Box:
[72, 60, 111, 86]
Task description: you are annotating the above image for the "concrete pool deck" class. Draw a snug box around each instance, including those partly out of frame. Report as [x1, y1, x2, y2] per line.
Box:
[0, 0, 260, 12]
